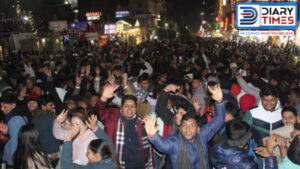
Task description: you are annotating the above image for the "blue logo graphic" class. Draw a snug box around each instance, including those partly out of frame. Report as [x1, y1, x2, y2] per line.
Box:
[235, 2, 298, 30]
[240, 7, 258, 25]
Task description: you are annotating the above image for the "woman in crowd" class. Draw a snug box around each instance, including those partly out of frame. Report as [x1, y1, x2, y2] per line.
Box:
[61, 126, 119, 169]
[14, 124, 53, 169]
[53, 109, 98, 165]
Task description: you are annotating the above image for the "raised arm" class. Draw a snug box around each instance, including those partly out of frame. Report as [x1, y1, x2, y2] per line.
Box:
[95, 84, 120, 124]
[236, 75, 261, 104]
[53, 109, 71, 140]
[155, 84, 180, 125]
[200, 84, 225, 143]
[144, 115, 175, 154]
[43, 68, 65, 112]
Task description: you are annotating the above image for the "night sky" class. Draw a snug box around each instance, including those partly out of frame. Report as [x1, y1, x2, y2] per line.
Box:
[2, 0, 217, 32]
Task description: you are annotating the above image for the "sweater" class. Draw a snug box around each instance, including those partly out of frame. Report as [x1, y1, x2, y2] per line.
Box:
[61, 141, 117, 169]
[52, 121, 116, 156]
[72, 129, 98, 165]
[52, 122, 97, 165]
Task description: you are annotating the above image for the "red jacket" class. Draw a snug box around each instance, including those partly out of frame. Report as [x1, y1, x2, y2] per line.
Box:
[95, 99, 121, 148]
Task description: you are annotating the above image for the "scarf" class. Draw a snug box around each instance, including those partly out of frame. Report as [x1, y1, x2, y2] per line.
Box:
[116, 116, 154, 169]
[176, 134, 207, 169]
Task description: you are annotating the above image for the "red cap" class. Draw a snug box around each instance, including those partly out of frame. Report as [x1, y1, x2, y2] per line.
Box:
[27, 92, 38, 101]
[239, 94, 256, 111]
[231, 83, 241, 96]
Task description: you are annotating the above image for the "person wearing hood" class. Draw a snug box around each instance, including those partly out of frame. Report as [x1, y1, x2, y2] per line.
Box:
[243, 85, 283, 146]
[211, 120, 278, 169]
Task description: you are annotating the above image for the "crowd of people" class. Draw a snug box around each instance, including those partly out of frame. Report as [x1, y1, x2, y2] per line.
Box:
[0, 37, 299, 169]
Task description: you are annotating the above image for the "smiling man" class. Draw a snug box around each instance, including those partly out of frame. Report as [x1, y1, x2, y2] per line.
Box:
[243, 85, 283, 146]
[144, 84, 225, 169]
[96, 84, 154, 169]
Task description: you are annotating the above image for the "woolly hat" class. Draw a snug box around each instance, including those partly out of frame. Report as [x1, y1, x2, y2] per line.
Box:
[239, 94, 256, 111]
[224, 120, 252, 147]
[230, 84, 241, 96]
[26, 92, 39, 102]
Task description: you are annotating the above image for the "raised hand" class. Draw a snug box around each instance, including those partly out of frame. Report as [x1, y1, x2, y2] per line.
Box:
[0, 121, 8, 135]
[122, 73, 128, 87]
[143, 115, 159, 138]
[277, 135, 287, 148]
[75, 74, 82, 87]
[65, 125, 80, 141]
[101, 84, 119, 102]
[85, 115, 98, 131]
[19, 86, 27, 98]
[56, 109, 68, 123]
[86, 65, 91, 76]
[266, 134, 280, 151]
[164, 84, 180, 93]
[208, 84, 223, 103]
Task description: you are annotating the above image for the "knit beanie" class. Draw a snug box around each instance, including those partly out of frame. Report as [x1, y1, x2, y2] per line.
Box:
[231, 84, 241, 96]
[239, 94, 256, 111]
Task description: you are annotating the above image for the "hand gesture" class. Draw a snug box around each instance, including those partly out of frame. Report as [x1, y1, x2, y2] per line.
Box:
[266, 134, 280, 150]
[0, 121, 8, 135]
[85, 115, 98, 131]
[277, 136, 287, 148]
[101, 84, 119, 102]
[143, 115, 159, 138]
[56, 109, 68, 123]
[65, 125, 80, 141]
[107, 72, 115, 85]
[254, 147, 273, 158]
[208, 84, 223, 103]
[86, 65, 91, 76]
[192, 98, 201, 112]
[19, 86, 27, 98]
[122, 73, 128, 87]
[164, 84, 180, 93]
[76, 74, 82, 87]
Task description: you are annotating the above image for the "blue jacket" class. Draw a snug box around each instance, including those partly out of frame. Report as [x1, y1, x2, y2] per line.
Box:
[61, 141, 117, 169]
[34, 113, 61, 154]
[149, 102, 226, 169]
[3, 116, 28, 166]
[94, 127, 116, 156]
[211, 144, 278, 169]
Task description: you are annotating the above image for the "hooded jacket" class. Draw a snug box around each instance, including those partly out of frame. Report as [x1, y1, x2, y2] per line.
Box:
[211, 144, 277, 169]
[243, 100, 283, 146]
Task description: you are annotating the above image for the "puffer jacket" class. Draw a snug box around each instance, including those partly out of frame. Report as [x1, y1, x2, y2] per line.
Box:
[211, 144, 278, 169]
